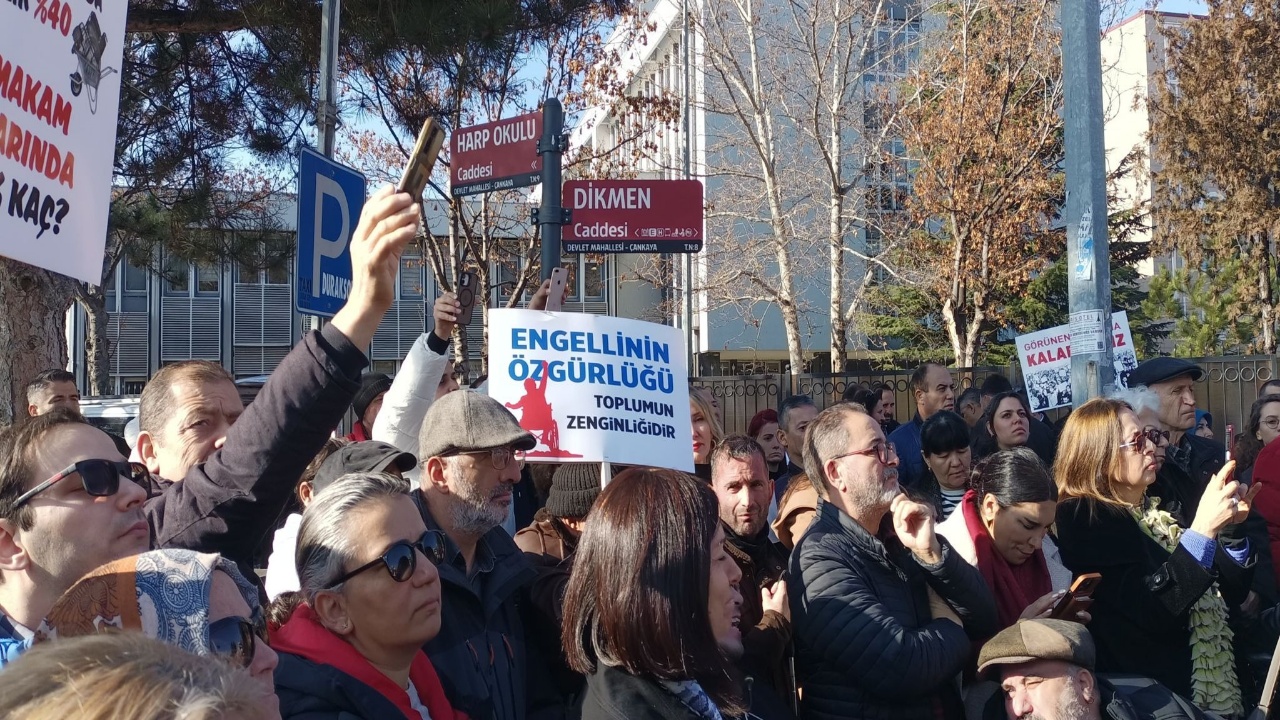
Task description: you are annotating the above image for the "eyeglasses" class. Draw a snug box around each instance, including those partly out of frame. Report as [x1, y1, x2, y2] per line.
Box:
[209, 613, 269, 669]
[1262, 417, 1280, 430]
[448, 446, 526, 470]
[13, 460, 151, 509]
[830, 442, 898, 465]
[325, 530, 447, 589]
[1119, 428, 1167, 453]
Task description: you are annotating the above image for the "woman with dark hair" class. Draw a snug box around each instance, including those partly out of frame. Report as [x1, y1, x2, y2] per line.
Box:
[937, 448, 1073, 633]
[973, 391, 1031, 462]
[916, 411, 973, 520]
[1232, 394, 1280, 482]
[562, 467, 747, 719]
[1054, 398, 1256, 715]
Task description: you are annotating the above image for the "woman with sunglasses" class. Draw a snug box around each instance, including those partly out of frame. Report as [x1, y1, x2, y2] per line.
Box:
[1054, 398, 1257, 716]
[272, 472, 461, 719]
[34, 547, 279, 717]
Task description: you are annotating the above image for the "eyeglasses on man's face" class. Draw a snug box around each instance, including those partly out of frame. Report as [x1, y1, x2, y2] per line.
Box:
[830, 442, 897, 466]
[448, 446, 526, 470]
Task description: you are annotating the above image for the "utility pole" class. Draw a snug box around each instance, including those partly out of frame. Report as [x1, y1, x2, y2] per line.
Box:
[1062, 0, 1114, 405]
[317, 0, 340, 157]
[536, 98, 567, 282]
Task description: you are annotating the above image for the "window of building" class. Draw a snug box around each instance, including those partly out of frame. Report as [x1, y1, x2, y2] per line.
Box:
[583, 256, 605, 300]
[195, 264, 221, 295]
[121, 261, 149, 312]
[399, 252, 425, 299]
[164, 257, 190, 296]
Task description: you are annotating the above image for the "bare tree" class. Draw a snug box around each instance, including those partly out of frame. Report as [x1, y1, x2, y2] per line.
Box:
[887, 0, 1064, 367]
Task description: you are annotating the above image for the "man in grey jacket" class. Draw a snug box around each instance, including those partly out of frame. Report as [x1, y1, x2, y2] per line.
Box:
[789, 402, 996, 720]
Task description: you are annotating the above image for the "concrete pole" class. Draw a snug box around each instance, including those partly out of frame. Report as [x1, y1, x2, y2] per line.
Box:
[1062, 0, 1114, 406]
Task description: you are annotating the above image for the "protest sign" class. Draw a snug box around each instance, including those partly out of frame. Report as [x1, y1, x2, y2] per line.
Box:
[0, 0, 128, 283]
[489, 309, 693, 472]
[1017, 311, 1137, 413]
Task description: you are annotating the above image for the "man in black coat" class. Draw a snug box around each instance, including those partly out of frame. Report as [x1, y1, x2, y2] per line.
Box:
[414, 390, 563, 720]
[709, 434, 793, 717]
[789, 403, 997, 720]
[0, 188, 420, 664]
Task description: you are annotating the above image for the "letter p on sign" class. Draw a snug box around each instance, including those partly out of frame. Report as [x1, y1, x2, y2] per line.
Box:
[296, 148, 366, 317]
[312, 173, 349, 294]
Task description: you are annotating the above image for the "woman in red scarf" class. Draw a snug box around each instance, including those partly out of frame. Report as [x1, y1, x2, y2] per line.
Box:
[937, 447, 1077, 631]
[272, 472, 465, 720]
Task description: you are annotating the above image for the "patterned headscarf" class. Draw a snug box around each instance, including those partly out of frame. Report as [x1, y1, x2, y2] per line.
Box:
[36, 549, 261, 656]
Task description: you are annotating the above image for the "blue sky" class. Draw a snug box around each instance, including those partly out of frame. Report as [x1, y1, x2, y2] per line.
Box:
[1134, 0, 1206, 14]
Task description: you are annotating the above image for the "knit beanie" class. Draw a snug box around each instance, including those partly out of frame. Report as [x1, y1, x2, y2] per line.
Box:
[353, 373, 393, 419]
[546, 463, 609, 519]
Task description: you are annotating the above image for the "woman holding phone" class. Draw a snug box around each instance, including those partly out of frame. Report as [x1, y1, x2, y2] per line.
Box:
[936, 448, 1076, 635]
[1053, 398, 1256, 716]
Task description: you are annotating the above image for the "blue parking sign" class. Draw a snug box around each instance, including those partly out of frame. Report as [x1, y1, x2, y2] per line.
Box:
[296, 148, 366, 317]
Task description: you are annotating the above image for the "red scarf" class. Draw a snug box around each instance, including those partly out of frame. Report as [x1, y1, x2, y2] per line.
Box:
[273, 603, 464, 720]
[961, 489, 1052, 629]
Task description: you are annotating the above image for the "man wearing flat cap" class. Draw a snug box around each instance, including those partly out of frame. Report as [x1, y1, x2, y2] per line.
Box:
[976, 619, 1209, 720]
[1127, 358, 1223, 508]
[1129, 358, 1278, 610]
[412, 389, 563, 720]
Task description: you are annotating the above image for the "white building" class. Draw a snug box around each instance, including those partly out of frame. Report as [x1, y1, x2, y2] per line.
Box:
[1101, 9, 1197, 276]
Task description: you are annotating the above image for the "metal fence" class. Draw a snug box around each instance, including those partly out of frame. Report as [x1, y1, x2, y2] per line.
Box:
[693, 356, 1280, 441]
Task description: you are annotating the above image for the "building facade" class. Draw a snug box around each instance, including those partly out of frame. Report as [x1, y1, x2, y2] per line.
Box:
[67, 197, 626, 395]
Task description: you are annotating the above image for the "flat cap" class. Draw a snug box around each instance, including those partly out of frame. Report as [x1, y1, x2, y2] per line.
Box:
[418, 390, 536, 460]
[1128, 357, 1203, 388]
[977, 619, 1095, 677]
[313, 441, 417, 493]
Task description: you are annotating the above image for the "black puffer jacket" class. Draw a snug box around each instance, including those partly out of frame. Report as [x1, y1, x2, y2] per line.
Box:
[789, 501, 997, 720]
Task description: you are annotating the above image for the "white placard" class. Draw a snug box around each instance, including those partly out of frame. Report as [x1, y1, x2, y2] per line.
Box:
[0, 0, 128, 283]
[1017, 311, 1136, 413]
[489, 309, 693, 472]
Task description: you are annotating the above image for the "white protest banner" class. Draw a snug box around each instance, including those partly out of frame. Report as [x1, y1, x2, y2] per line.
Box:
[1017, 311, 1137, 413]
[489, 309, 693, 472]
[0, 0, 128, 283]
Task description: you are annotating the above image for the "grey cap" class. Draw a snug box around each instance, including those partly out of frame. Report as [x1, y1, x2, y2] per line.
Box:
[418, 390, 536, 460]
[313, 441, 417, 493]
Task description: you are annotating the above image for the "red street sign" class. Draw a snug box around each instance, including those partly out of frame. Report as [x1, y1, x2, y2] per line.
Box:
[450, 112, 543, 197]
[562, 179, 704, 253]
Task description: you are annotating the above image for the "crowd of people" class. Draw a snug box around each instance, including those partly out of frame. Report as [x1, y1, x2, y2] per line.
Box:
[2, 189, 1280, 720]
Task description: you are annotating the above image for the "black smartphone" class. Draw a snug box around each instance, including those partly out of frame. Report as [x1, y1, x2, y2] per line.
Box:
[455, 270, 479, 326]
[398, 117, 446, 200]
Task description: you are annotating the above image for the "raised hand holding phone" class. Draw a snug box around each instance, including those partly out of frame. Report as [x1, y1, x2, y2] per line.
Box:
[398, 118, 446, 200]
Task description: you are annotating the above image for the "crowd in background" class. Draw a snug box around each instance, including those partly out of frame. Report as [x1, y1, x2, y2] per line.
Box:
[4, 190, 1280, 719]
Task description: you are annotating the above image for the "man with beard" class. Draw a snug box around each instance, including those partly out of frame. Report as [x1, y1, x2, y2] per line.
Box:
[710, 435, 792, 711]
[790, 402, 995, 720]
[977, 619, 1210, 720]
[414, 390, 561, 719]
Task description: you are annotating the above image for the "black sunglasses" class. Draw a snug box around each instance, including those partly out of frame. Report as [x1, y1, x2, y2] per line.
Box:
[13, 460, 151, 508]
[208, 613, 269, 669]
[325, 530, 447, 589]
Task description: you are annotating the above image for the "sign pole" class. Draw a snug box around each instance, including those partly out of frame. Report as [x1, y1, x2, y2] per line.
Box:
[537, 99, 567, 282]
[1063, 0, 1114, 406]
[317, 0, 340, 158]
